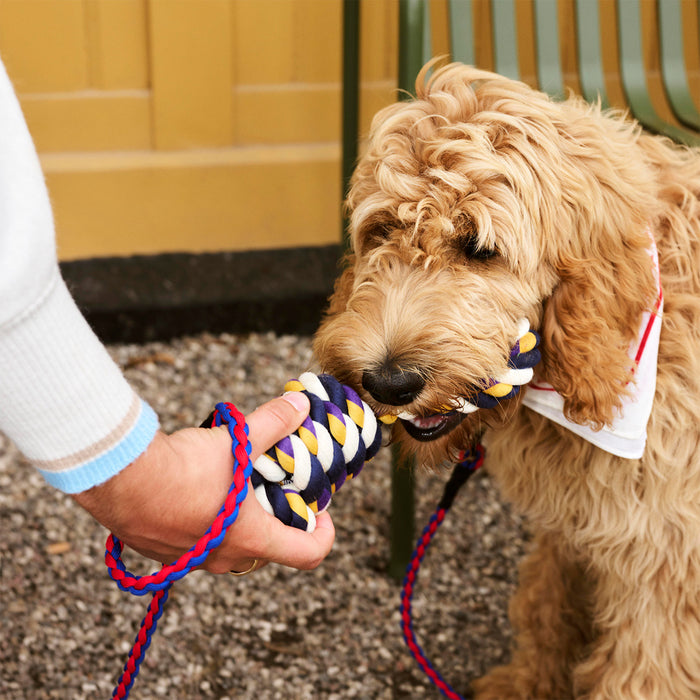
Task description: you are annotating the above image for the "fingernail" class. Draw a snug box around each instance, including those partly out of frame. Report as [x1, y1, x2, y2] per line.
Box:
[282, 391, 309, 412]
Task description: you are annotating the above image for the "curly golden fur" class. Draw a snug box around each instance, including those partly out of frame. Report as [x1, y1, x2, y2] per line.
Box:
[314, 63, 700, 699]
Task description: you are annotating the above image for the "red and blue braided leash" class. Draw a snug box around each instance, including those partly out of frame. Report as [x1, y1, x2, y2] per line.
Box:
[400, 444, 485, 700]
[105, 413, 482, 700]
[105, 402, 251, 699]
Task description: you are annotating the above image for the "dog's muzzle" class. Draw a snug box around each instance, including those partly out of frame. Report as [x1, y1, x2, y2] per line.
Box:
[366, 319, 541, 442]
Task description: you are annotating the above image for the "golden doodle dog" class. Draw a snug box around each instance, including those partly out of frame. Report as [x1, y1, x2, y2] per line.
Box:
[314, 63, 700, 699]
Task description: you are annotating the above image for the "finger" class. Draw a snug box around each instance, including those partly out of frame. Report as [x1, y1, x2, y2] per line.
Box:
[262, 510, 336, 570]
[228, 557, 266, 576]
[245, 392, 310, 460]
[200, 479, 329, 574]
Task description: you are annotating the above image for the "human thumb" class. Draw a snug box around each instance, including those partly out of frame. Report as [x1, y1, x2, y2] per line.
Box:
[244, 392, 310, 461]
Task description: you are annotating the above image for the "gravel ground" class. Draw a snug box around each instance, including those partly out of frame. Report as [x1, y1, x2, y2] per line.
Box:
[0, 332, 527, 699]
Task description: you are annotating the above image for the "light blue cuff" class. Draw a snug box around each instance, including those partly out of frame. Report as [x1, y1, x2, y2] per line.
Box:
[39, 400, 160, 494]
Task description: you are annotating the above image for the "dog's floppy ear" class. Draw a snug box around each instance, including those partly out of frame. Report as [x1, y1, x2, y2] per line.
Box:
[537, 109, 659, 429]
[541, 237, 656, 429]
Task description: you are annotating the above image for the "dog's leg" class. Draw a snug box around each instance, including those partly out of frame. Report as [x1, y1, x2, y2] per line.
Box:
[572, 559, 700, 700]
[473, 532, 593, 700]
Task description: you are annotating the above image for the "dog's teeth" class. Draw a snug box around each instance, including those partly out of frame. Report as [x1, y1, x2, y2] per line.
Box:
[412, 415, 448, 429]
[397, 399, 478, 423]
[497, 367, 534, 386]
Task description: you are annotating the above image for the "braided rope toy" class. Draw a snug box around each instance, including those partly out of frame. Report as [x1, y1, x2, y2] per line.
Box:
[251, 320, 540, 532]
[104, 322, 541, 698]
[249, 373, 387, 532]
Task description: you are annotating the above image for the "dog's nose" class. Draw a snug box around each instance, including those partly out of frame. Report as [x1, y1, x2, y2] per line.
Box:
[362, 364, 425, 406]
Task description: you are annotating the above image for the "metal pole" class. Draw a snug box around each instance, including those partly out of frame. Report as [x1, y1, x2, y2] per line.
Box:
[388, 0, 426, 581]
[398, 0, 426, 99]
[342, 0, 360, 243]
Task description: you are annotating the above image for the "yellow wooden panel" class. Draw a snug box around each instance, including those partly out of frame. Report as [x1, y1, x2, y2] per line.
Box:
[430, 0, 451, 59]
[21, 92, 151, 152]
[361, 0, 399, 81]
[149, 0, 234, 149]
[235, 87, 339, 144]
[559, 0, 582, 96]
[682, 0, 700, 106]
[85, 0, 149, 89]
[0, 0, 354, 261]
[599, 0, 630, 111]
[292, 0, 342, 82]
[0, 0, 87, 92]
[233, 0, 295, 85]
[516, 0, 537, 89]
[360, 83, 400, 134]
[639, 0, 682, 128]
[42, 145, 342, 260]
[473, 0, 494, 71]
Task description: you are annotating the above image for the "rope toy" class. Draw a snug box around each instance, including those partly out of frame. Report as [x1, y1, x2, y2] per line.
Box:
[104, 322, 541, 698]
[247, 373, 386, 532]
[248, 321, 539, 533]
[474, 318, 541, 407]
[449, 318, 541, 413]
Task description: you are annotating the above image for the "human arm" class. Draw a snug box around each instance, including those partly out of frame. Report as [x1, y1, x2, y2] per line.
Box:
[0, 56, 334, 572]
[72, 392, 336, 573]
[0, 57, 158, 492]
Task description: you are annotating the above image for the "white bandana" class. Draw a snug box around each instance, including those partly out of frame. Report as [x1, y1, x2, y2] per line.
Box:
[522, 239, 663, 460]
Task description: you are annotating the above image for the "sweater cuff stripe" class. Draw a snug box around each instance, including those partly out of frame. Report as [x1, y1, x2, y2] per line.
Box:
[38, 400, 159, 494]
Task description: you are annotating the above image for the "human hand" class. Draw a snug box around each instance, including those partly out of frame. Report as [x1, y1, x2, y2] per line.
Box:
[72, 392, 335, 574]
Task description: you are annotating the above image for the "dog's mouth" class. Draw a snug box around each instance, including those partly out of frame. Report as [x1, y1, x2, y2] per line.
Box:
[398, 410, 468, 442]
[395, 396, 480, 442]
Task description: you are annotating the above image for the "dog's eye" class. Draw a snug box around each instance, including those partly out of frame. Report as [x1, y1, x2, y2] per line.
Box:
[462, 234, 496, 261]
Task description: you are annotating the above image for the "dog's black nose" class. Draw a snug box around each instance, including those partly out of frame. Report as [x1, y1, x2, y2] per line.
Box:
[362, 364, 425, 406]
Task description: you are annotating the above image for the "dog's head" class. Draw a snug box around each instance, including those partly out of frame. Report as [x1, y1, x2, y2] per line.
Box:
[315, 63, 658, 465]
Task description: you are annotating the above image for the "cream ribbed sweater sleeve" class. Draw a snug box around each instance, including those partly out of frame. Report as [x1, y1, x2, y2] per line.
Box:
[0, 58, 158, 493]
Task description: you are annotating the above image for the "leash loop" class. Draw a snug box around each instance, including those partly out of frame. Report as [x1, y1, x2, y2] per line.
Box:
[108, 402, 251, 698]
